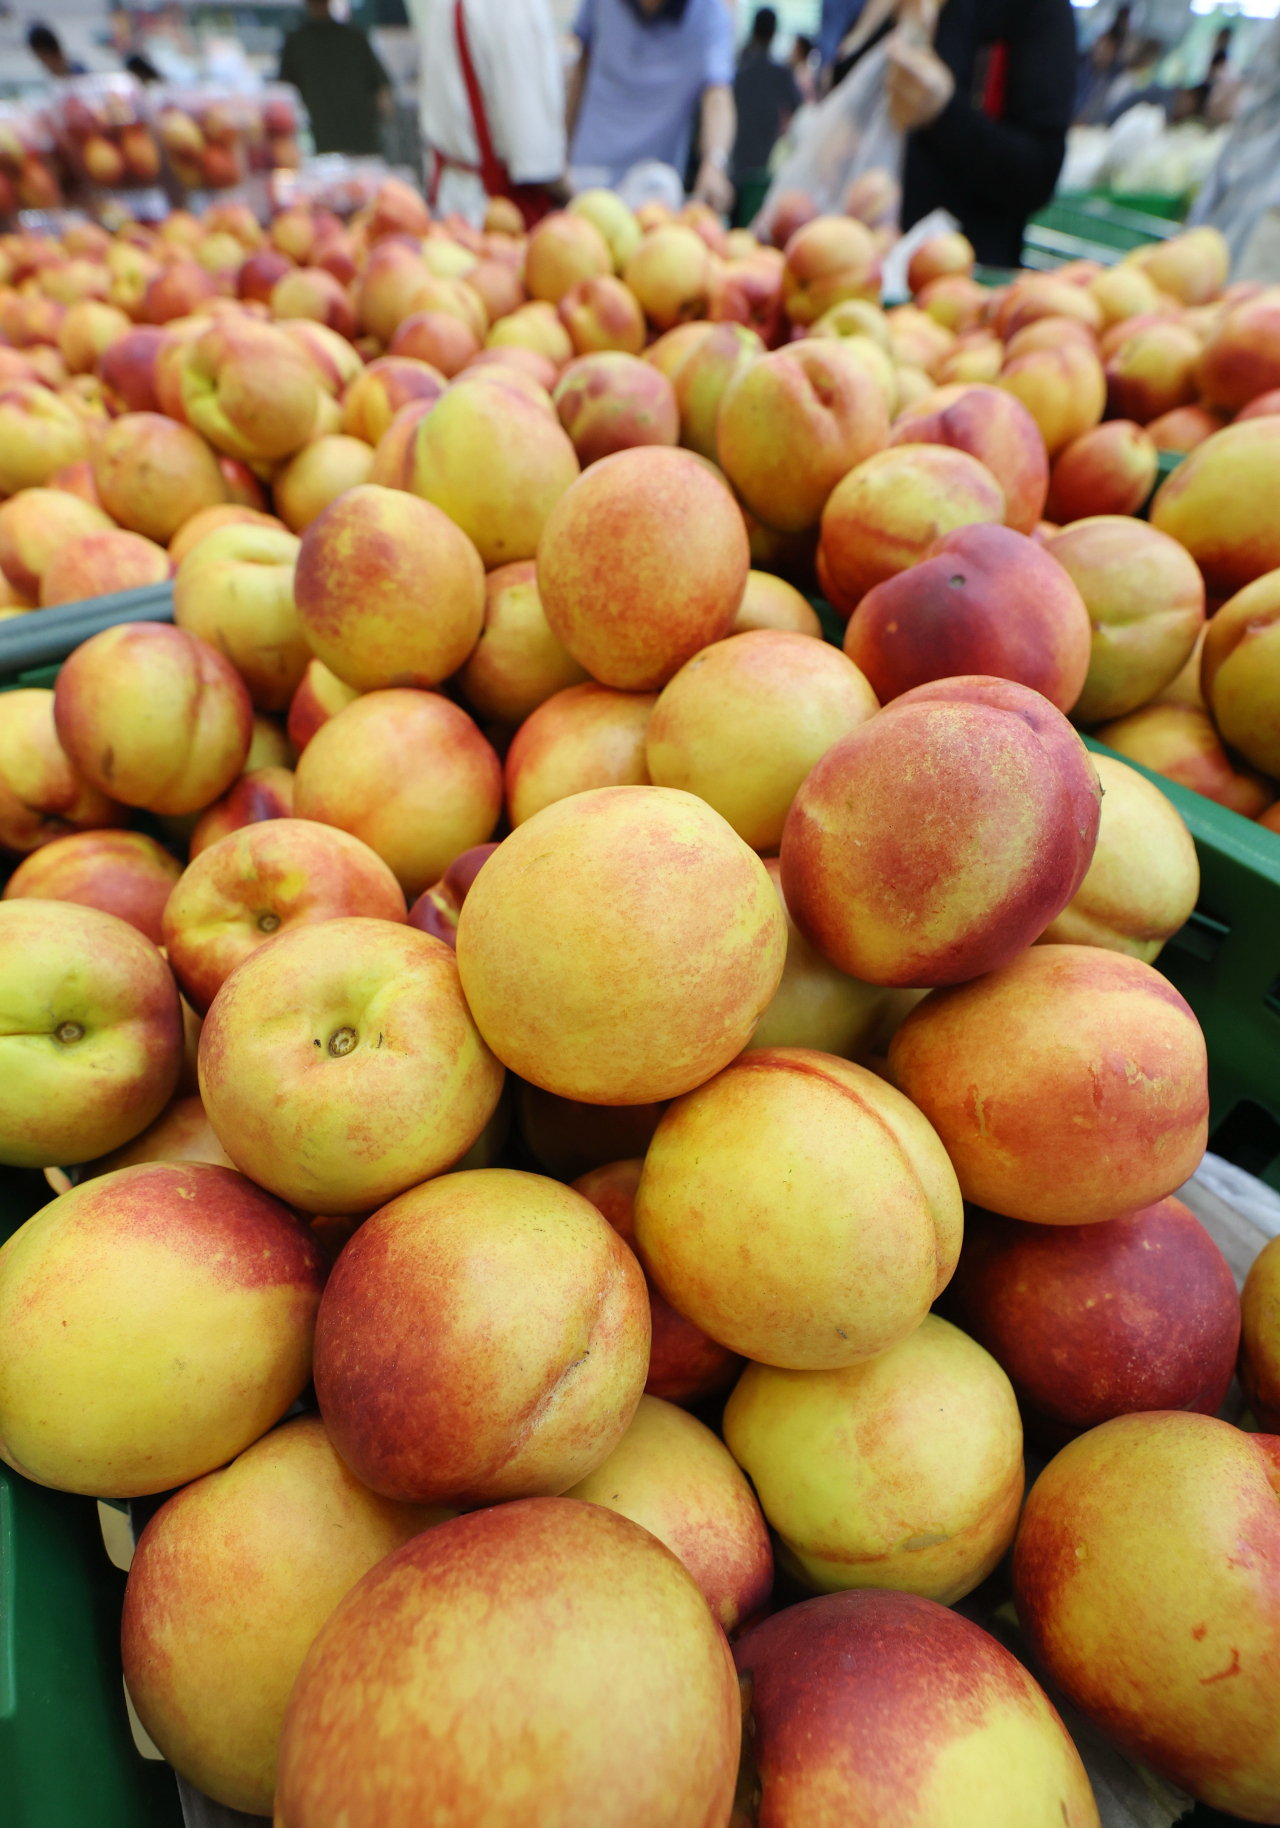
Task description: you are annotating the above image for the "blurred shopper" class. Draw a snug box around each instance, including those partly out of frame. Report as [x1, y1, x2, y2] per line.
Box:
[27, 25, 87, 77]
[791, 33, 818, 105]
[1076, 6, 1130, 124]
[819, 0, 866, 87]
[733, 9, 802, 188]
[831, 0, 1075, 269]
[567, 0, 737, 212]
[409, 0, 565, 226]
[278, 0, 393, 156]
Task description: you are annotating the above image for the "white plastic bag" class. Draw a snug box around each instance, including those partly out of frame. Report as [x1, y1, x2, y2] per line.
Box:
[754, 42, 902, 241]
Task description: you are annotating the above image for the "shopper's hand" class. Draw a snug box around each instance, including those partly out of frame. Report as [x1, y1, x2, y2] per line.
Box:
[694, 157, 734, 215]
[885, 30, 955, 131]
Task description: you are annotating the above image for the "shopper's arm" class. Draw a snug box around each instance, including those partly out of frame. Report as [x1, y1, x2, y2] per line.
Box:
[901, 0, 1077, 217]
[565, 40, 589, 141]
[694, 82, 735, 210]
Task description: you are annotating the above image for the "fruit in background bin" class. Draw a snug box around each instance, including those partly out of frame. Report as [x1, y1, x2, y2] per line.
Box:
[573, 1159, 742, 1405]
[292, 690, 502, 899]
[886, 303, 957, 377]
[1201, 569, 1280, 779]
[876, 517, 1091, 698]
[524, 210, 612, 305]
[164, 818, 406, 1013]
[388, 308, 480, 376]
[1039, 753, 1199, 962]
[557, 274, 648, 359]
[0, 383, 89, 495]
[645, 630, 879, 852]
[504, 682, 656, 827]
[0, 1162, 322, 1495]
[294, 484, 484, 693]
[1241, 1234, 1280, 1428]
[818, 445, 1006, 617]
[553, 350, 679, 466]
[622, 224, 711, 328]
[1238, 386, 1280, 422]
[190, 766, 294, 856]
[287, 657, 359, 754]
[269, 267, 356, 339]
[889, 944, 1209, 1223]
[782, 216, 881, 325]
[0, 900, 181, 1169]
[0, 688, 125, 854]
[1098, 701, 1275, 819]
[484, 299, 573, 367]
[917, 273, 989, 334]
[458, 559, 589, 726]
[406, 841, 497, 946]
[1129, 224, 1230, 305]
[1014, 1413, 1280, 1820]
[1148, 402, 1228, 452]
[707, 253, 786, 347]
[141, 260, 220, 325]
[942, 1199, 1240, 1451]
[274, 1499, 740, 1828]
[732, 569, 822, 637]
[1089, 258, 1161, 326]
[998, 278, 1102, 339]
[238, 246, 294, 304]
[179, 318, 320, 464]
[0, 488, 113, 601]
[568, 187, 642, 271]
[1046, 514, 1206, 724]
[313, 1169, 648, 1505]
[279, 319, 364, 399]
[1194, 286, 1280, 411]
[734, 1589, 1100, 1828]
[98, 324, 166, 413]
[1151, 417, 1280, 597]
[998, 341, 1106, 456]
[57, 299, 130, 374]
[93, 412, 228, 543]
[198, 917, 503, 1213]
[399, 376, 580, 568]
[53, 621, 252, 815]
[2, 830, 180, 944]
[564, 1395, 772, 1630]
[121, 1416, 442, 1818]
[456, 787, 786, 1104]
[637, 1046, 960, 1369]
[907, 230, 976, 295]
[1104, 320, 1201, 424]
[537, 446, 748, 691]
[725, 1314, 1021, 1601]
[783, 675, 1102, 985]
[1046, 418, 1158, 522]
[341, 355, 446, 446]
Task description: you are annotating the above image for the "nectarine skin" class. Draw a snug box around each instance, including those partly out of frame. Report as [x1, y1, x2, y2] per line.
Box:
[943, 1198, 1240, 1448]
[733, 1589, 1099, 1828]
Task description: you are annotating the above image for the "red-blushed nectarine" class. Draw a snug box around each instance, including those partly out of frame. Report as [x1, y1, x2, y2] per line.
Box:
[504, 681, 657, 827]
[291, 689, 502, 899]
[645, 630, 879, 852]
[173, 522, 307, 714]
[1096, 701, 1275, 820]
[406, 842, 497, 947]
[273, 1497, 741, 1828]
[2, 829, 180, 945]
[1044, 516, 1205, 724]
[294, 483, 485, 694]
[733, 1588, 1099, 1827]
[84, 1092, 235, 1178]
[888, 381, 1048, 535]
[635, 1047, 960, 1369]
[189, 765, 294, 857]
[121, 1415, 443, 1814]
[0, 686, 125, 853]
[732, 569, 822, 637]
[1150, 417, 1280, 597]
[716, 340, 889, 534]
[1201, 568, 1280, 779]
[0, 1162, 322, 1496]
[92, 411, 228, 543]
[198, 917, 503, 1213]
[780, 677, 1101, 988]
[553, 350, 679, 466]
[163, 817, 407, 1013]
[943, 1198, 1240, 1448]
[725, 1314, 1023, 1602]
[843, 524, 1091, 713]
[1046, 418, 1159, 523]
[564, 1395, 772, 1631]
[573, 1158, 742, 1405]
[1037, 752, 1199, 962]
[314, 1169, 649, 1504]
[53, 621, 253, 815]
[285, 656, 358, 754]
[889, 944, 1209, 1223]
[455, 786, 786, 1104]
[0, 899, 182, 1168]
[748, 858, 890, 1059]
[273, 435, 375, 535]
[1013, 1412, 1280, 1819]
[40, 529, 171, 607]
[0, 486, 113, 600]
[536, 446, 748, 691]
[1242, 1235, 1280, 1429]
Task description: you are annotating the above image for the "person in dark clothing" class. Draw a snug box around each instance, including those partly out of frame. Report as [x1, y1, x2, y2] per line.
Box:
[732, 8, 802, 185]
[27, 25, 87, 77]
[278, 0, 393, 156]
[834, 0, 1070, 269]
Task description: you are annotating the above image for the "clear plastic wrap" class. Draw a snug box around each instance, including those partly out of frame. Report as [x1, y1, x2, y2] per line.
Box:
[51, 73, 161, 193]
[754, 42, 902, 242]
[0, 101, 64, 220]
[150, 87, 249, 193]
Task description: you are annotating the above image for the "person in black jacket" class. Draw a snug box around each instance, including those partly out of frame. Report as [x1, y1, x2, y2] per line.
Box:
[887, 0, 1077, 268]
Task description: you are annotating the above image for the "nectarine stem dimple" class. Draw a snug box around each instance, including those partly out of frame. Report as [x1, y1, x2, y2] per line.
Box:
[257, 911, 281, 933]
[327, 1026, 358, 1057]
[54, 1021, 85, 1044]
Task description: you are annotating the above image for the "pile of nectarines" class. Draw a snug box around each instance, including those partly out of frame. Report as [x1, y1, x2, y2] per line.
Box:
[0, 177, 1278, 1828]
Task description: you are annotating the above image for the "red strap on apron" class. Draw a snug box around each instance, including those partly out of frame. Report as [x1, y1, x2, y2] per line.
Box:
[982, 41, 1009, 121]
[450, 0, 555, 228]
